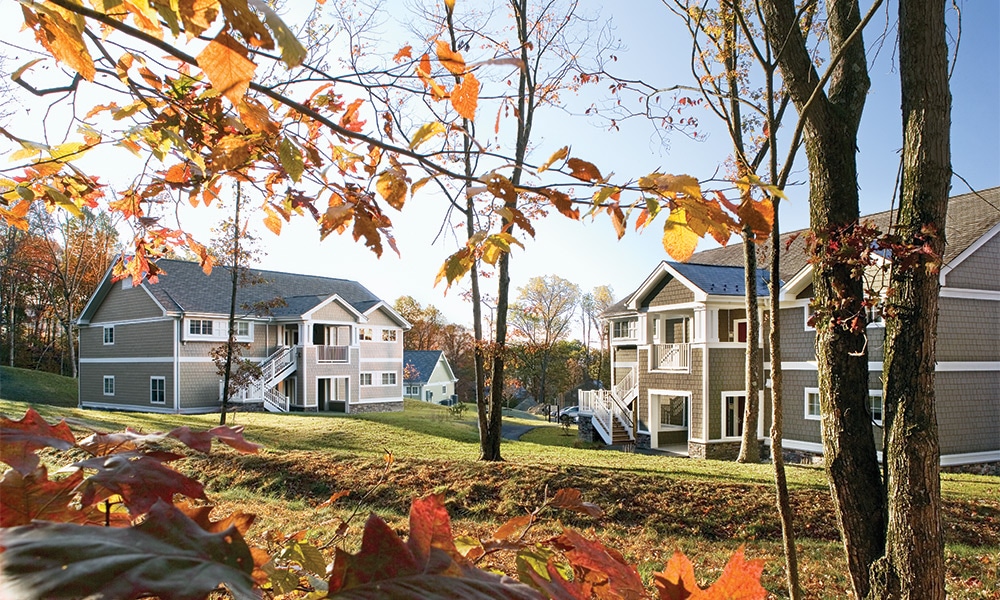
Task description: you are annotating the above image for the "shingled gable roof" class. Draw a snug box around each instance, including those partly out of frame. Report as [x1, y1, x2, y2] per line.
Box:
[404, 350, 447, 384]
[620, 261, 772, 314]
[603, 186, 1000, 318]
[80, 258, 399, 323]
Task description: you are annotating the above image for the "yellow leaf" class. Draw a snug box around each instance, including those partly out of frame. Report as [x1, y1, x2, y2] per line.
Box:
[278, 137, 304, 182]
[662, 208, 700, 262]
[451, 72, 479, 121]
[537, 146, 568, 173]
[411, 176, 433, 196]
[249, 0, 306, 67]
[177, 0, 220, 39]
[49, 142, 88, 162]
[435, 39, 466, 75]
[592, 186, 621, 206]
[210, 134, 256, 171]
[444, 0, 456, 11]
[197, 31, 256, 104]
[218, 0, 273, 49]
[409, 122, 446, 149]
[435, 248, 474, 289]
[377, 170, 408, 210]
[237, 97, 279, 135]
[642, 173, 702, 199]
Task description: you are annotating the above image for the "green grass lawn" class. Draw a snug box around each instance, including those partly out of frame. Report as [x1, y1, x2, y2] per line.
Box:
[2, 368, 998, 598]
[0, 366, 78, 408]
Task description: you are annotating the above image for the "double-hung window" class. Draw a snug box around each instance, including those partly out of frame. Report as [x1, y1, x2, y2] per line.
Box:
[150, 377, 165, 404]
[103, 326, 115, 345]
[189, 319, 213, 336]
[360, 373, 373, 386]
[381, 329, 397, 342]
[103, 376, 115, 396]
[382, 372, 397, 385]
[805, 388, 821, 420]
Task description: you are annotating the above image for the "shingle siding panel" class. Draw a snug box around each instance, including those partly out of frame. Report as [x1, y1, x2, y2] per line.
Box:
[638, 347, 703, 436]
[178, 363, 223, 409]
[312, 301, 354, 322]
[946, 233, 1000, 290]
[778, 308, 815, 362]
[91, 282, 163, 323]
[80, 363, 174, 409]
[936, 371, 1000, 454]
[936, 297, 1000, 361]
[645, 277, 695, 307]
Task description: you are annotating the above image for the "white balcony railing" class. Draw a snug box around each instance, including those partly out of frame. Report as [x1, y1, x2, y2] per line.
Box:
[652, 343, 690, 372]
[316, 345, 349, 363]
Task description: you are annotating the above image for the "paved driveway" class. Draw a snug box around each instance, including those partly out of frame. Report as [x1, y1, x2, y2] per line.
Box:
[500, 423, 536, 440]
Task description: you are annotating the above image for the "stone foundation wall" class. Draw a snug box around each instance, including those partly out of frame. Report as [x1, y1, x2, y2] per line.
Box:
[689, 440, 768, 461]
[578, 416, 603, 444]
[351, 400, 403, 414]
[782, 448, 824, 465]
[635, 432, 651, 451]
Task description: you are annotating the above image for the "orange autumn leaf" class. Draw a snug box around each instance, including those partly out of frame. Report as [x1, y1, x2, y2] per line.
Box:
[340, 98, 366, 133]
[197, 31, 256, 104]
[22, 7, 95, 81]
[393, 45, 413, 63]
[451, 72, 479, 120]
[566, 157, 603, 183]
[653, 547, 766, 600]
[416, 53, 449, 101]
[435, 39, 466, 75]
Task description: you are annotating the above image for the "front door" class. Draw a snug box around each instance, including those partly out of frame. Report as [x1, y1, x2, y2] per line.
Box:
[283, 325, 300, 347]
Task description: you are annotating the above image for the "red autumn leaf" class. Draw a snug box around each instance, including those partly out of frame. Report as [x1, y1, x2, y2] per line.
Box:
[340, 98, 367, 133]
[0, 500, 256, 600]
[328, 495, 540, 599]
[73, 452, 208, 515]
[566, 157, 603, 183]
[549, 488, 605, 518]
[553, 528, 645, 600]
[0, 409, 76, 476]
[168, 425, 261, 454]
[0, 467, 122, 527]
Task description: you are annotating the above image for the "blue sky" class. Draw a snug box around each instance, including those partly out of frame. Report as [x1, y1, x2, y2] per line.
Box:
[2, 0, 997, 329]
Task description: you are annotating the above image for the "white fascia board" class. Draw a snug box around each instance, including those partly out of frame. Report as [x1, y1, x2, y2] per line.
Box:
[940, 221, 1000, 285]
[779, 265, 812, 303]
[626, 262, 708, 310]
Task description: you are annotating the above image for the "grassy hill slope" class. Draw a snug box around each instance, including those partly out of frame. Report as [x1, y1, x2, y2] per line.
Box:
[0, 366, 77, 408]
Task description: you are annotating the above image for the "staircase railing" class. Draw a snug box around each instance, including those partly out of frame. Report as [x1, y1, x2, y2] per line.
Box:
[259, 346, 297, 388]
[261, 386, 289, 413]
[612, 368, 636, 401]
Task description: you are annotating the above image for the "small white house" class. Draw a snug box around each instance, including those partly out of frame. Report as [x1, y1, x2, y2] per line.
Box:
[403, 350, 458, 404]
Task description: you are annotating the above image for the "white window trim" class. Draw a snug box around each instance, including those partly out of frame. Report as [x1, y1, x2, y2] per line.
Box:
[381, 372, 397, 386]
[804, 387, 821, 421]
[358, 327, 374, 341]
[103, 325, 115, 345]
[359, 372, 373, 386]
[381, 329, 398, 342]
[103, 376, 115, 396]
[651, 390, 690, 432]
[721, 391, 747, 440]
[869, 390, 883, 426]
[150, 376, 166, 404]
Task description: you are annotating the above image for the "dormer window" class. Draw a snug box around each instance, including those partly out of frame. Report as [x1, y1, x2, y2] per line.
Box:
[189, 319, 213, 336]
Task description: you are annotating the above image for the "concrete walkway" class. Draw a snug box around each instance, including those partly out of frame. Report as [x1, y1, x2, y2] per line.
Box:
[500, 423, 536, 440]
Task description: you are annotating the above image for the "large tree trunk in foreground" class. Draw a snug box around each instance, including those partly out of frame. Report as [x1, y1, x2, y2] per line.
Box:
[869, 0, 950, 596]
[759, 0, 886, 596]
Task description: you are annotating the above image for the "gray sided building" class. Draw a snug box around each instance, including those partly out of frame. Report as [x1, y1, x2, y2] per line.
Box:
[77, 259, 411, 415]
[589, 187, 1000, 466]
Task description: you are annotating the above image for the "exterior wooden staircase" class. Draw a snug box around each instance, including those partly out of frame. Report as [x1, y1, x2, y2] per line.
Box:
[579, 368, 638, 449]
[223, 346, 298, 412]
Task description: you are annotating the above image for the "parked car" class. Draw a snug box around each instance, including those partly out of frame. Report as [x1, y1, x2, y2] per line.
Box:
[558, 406, 581, 424]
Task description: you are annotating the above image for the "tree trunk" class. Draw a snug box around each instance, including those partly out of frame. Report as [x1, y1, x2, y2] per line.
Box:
[220, 184, 242, 426]
[737, 229, 761, 463]
[759, 0, 886, 595]
[869, 0, 950, 596]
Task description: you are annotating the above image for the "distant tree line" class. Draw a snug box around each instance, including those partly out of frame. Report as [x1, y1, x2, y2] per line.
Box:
[1, 208, 119, 376]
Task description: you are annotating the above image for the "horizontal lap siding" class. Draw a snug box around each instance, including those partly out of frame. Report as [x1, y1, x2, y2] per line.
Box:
[80, 362, 173, 409]
[936, 371, 1000, 454]
[81, 320, 174, 359]
[781, 369, 882, 447]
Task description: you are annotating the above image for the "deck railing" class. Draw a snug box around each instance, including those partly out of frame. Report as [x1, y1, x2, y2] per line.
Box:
[652, 343, 691, 372]
[315, 345, 349, 363]
[579, 367, 637, 445]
